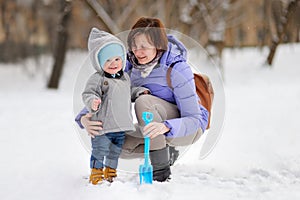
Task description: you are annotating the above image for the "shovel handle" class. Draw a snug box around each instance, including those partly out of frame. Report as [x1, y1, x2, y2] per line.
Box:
[144, 136, 150, 165]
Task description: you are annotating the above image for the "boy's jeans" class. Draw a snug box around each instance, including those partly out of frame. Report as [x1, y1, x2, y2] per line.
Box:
[90, 132, 125, 169]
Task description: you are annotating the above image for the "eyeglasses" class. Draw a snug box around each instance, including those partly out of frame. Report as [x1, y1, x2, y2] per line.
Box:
[131, 46, 156, 52]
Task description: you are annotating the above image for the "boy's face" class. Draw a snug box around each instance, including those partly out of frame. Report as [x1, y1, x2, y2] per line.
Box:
[103, 56, 123, 74]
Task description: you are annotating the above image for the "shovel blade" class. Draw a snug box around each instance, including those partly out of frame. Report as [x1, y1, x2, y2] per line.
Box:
[139, 164, 153, 184]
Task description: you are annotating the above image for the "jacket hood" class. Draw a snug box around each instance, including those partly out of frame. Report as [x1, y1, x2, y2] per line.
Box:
[88, 28, 126, 72]
[159, 35, 188, 66]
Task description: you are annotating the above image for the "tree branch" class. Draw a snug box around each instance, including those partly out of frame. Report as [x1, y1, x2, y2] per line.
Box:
[85, 0, 120, 34]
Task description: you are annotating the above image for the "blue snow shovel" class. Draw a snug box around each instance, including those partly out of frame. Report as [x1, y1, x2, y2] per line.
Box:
[139, 111, 154, 184]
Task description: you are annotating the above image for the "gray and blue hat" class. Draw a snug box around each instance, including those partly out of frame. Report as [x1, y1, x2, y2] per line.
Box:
[97, 43, 125, 68]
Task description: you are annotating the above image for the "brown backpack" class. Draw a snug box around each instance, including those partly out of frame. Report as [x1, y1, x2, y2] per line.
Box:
[166, 62, 214, 129]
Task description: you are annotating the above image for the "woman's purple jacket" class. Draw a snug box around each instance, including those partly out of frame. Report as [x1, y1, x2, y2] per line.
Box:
[75, 35, 209, 138]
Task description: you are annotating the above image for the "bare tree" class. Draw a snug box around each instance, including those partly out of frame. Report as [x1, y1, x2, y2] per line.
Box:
[266, 0, 299, 66]
[47, 0, 72, 89]
[180, 0, 243, 79]
[0, 0, 16, 62]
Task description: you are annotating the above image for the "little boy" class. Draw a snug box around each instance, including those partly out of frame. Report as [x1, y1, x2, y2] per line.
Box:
[82, 28, 135, 184]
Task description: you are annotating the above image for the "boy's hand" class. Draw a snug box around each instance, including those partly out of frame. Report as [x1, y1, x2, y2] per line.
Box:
[91, 98, 101, 111]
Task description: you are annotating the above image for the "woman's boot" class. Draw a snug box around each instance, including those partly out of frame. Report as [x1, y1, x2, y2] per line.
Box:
[150, 146, 171, 182]
[169, 145, 179, 166]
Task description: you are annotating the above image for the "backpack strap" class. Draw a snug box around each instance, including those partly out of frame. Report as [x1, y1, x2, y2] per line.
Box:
[166, 61, 182, 89]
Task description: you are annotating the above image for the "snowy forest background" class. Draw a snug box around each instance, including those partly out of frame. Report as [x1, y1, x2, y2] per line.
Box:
[1, 0, 300, 88]
[1, 0, 300, 199]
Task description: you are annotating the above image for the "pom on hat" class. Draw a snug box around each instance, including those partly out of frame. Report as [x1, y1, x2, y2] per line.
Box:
[97, 43, 125, 68]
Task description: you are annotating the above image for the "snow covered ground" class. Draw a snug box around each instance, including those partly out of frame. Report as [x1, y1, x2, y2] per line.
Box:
[1, 44, 300, 200]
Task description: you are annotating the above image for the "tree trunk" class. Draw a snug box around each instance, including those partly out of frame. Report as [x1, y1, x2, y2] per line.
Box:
[267, 0, 299, 66]
[47, 0, 72, 89]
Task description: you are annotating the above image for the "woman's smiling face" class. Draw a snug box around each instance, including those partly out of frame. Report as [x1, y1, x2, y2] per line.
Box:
[131, 33, 157, 64]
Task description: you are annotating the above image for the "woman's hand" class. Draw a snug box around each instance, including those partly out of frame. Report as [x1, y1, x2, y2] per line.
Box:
[143, 122, 170, 139]
[80, 113, 102, 138]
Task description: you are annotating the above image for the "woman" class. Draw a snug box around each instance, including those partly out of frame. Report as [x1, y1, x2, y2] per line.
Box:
[75, 17, 209, 182]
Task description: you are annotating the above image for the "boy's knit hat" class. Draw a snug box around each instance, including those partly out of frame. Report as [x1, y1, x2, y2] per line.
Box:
[97, 43, 125, 68]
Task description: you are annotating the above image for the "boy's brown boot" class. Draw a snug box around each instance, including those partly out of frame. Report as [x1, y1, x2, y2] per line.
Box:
[104, 167, 117, 182]
[89, 168, 103, 185]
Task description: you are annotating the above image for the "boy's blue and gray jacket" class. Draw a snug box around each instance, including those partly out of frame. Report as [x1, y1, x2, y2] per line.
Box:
[76, 32, 209, 138]
[81, 28, 135, 135]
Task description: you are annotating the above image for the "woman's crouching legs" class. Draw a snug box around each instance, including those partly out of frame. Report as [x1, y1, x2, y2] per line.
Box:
[134, 95, 177, 181]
